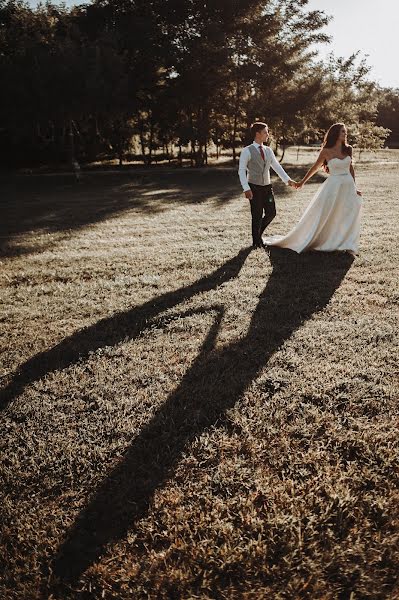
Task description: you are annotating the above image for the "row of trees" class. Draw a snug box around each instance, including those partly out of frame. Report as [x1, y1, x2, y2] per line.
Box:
[0, 0, 397, 168]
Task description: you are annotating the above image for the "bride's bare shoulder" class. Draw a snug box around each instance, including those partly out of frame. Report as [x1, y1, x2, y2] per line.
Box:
[317, 147, 328, 161]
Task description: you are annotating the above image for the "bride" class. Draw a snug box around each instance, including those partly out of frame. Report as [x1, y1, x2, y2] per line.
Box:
[263, 123, 363, 254]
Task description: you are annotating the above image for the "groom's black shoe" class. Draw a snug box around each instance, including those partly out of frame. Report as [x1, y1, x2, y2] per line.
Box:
[252, 239, 266, 249]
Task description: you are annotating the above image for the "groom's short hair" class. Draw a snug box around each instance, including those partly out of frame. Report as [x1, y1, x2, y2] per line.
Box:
[250, 122, 268, 139]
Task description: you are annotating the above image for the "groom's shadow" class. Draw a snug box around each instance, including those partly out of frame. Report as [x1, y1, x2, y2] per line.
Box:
[44, 247, 353, 593]
[0, 248, 251, 409]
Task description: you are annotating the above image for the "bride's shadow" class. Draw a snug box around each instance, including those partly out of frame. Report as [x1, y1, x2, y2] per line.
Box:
[45, 247, 353, 592]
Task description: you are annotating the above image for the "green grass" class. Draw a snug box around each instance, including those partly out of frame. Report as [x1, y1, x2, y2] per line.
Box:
[1, 158, 398, 599]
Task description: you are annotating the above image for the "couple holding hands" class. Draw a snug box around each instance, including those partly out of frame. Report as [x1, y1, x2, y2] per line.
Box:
[238, 121, 363, 254]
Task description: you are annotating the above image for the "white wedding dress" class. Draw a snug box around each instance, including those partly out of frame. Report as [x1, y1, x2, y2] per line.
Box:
[264, 156, 362, 253]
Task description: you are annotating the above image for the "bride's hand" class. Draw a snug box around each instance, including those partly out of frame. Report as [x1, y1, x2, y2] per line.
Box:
[295, 180, 304, 190]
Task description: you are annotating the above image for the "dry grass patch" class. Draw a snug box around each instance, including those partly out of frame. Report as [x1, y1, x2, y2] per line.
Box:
[1, 162, 398, 599]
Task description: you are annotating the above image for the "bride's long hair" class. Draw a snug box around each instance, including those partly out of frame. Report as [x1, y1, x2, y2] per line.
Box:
[322, 123, 352, 173]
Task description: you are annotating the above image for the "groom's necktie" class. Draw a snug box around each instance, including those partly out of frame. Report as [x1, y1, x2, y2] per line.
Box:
[259, 146, 265, 161]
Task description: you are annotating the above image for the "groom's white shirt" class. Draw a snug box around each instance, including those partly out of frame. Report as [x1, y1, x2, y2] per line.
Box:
[238, 142, 290, 191]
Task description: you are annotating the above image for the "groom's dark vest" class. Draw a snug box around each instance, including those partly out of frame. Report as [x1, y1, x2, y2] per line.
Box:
[247, 144, 270, 186]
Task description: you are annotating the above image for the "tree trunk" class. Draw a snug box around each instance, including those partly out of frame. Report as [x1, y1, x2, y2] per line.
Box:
[232, 79, 240, 165]
[139, 124, 147, 165]
[67, 120, 75, 166]
[279, 145, 286, 163]
[60, 122, 66, 160]
[196, 143, 202, 167]
[67, 120, 80, 180]
[196, 108, 203, 167]
[196, 106, 209, 167]
[189, 113, 195, 166]
[190, 140, 195, 167]
[148, 121, 154, 165]
[232, 125, 237, 163]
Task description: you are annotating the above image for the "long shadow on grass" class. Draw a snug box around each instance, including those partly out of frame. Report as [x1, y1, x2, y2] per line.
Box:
[0, 248, 251, 409]
[0, 167, 319, 257]
[45, 248, 353, 593]
[0, 170, 240, 257]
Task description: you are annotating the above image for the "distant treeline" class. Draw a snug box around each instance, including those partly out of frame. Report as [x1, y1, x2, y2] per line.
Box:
[0, 0, 398, 168]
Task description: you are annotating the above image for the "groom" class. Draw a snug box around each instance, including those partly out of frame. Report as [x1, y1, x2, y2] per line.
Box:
[238, 122, 296, 248]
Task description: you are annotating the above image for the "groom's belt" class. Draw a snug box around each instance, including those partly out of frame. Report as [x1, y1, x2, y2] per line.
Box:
[249, 183, 273, 188]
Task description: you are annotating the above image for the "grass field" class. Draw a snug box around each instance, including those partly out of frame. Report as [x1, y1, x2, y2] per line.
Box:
[1, 155, 398, 599]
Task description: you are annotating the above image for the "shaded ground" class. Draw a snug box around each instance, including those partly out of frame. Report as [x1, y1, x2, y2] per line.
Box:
[1, 161, 398, 599]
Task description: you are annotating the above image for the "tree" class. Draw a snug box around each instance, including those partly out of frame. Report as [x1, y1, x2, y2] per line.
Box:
[0, 0, 393, 169]
[376, 88, 399, 147]
[309, 54, 379, 132]
[350, 121, 391, 159]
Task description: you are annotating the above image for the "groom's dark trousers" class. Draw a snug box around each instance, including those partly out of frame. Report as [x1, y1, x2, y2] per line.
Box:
[248, 183, 276, 246]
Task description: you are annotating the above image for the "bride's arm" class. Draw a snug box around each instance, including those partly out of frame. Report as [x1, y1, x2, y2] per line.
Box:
[349, 148, 362, 195]
[350, 164, 362, 196]
[349, 146, 356, 181]
[297, 150, 326, 188]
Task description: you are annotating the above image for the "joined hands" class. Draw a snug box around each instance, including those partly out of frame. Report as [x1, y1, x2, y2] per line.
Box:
[289, 179, 304, 190]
